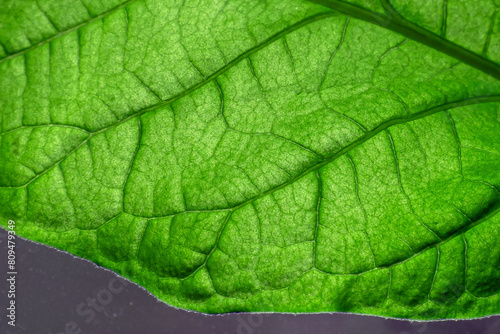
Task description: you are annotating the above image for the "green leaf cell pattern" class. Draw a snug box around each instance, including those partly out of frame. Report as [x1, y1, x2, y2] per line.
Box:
[0, 0, 499, 319]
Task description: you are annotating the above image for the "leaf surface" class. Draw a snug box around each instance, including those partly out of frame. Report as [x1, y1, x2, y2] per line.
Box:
[1, 0, 500, 319]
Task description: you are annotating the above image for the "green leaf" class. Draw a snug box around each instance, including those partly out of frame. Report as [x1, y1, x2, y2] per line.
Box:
[1, 0, 499, 319]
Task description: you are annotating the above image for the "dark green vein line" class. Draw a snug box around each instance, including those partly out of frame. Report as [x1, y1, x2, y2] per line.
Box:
[354, 201, 500, 275]
[385, 129, 441, 240]
[307, 0, 500, 80]
[318, 16, 349, 89]
[181, 211, 233, 281]
[0, 0, 139, 65]
[483, 8, 499, 56]
[122, 117, 142, 213]
[2, 12, 336, 189]
[1, 124, 90, 135]
[441, 0, 448, 37]
[313, 170, 322, 267]
[228, 95, 500, 213]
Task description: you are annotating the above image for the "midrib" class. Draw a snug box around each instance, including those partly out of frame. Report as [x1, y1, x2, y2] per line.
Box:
[307, 0, 500, 81]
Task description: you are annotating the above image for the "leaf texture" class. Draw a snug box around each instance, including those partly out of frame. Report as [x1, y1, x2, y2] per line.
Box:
[1, 0, 500, 319]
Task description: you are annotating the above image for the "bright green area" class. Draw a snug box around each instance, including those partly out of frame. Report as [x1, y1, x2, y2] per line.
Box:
[0, 0, 499, 319]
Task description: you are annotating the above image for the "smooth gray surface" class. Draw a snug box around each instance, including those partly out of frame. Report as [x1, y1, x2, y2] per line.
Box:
[1, 228, 500, 334]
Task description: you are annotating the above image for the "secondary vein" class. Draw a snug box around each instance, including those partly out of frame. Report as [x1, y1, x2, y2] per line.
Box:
[0, 0, 139, 65]
[3, 12, 336, 189]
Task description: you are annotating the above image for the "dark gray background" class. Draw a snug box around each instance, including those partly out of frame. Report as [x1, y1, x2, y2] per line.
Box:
[1, 228, 499, 334]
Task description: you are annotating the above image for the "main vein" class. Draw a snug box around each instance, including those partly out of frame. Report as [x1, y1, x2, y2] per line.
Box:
[307, 0, 500, 80]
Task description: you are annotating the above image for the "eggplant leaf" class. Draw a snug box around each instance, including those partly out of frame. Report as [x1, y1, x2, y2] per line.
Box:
[1, 0, 500, 319]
